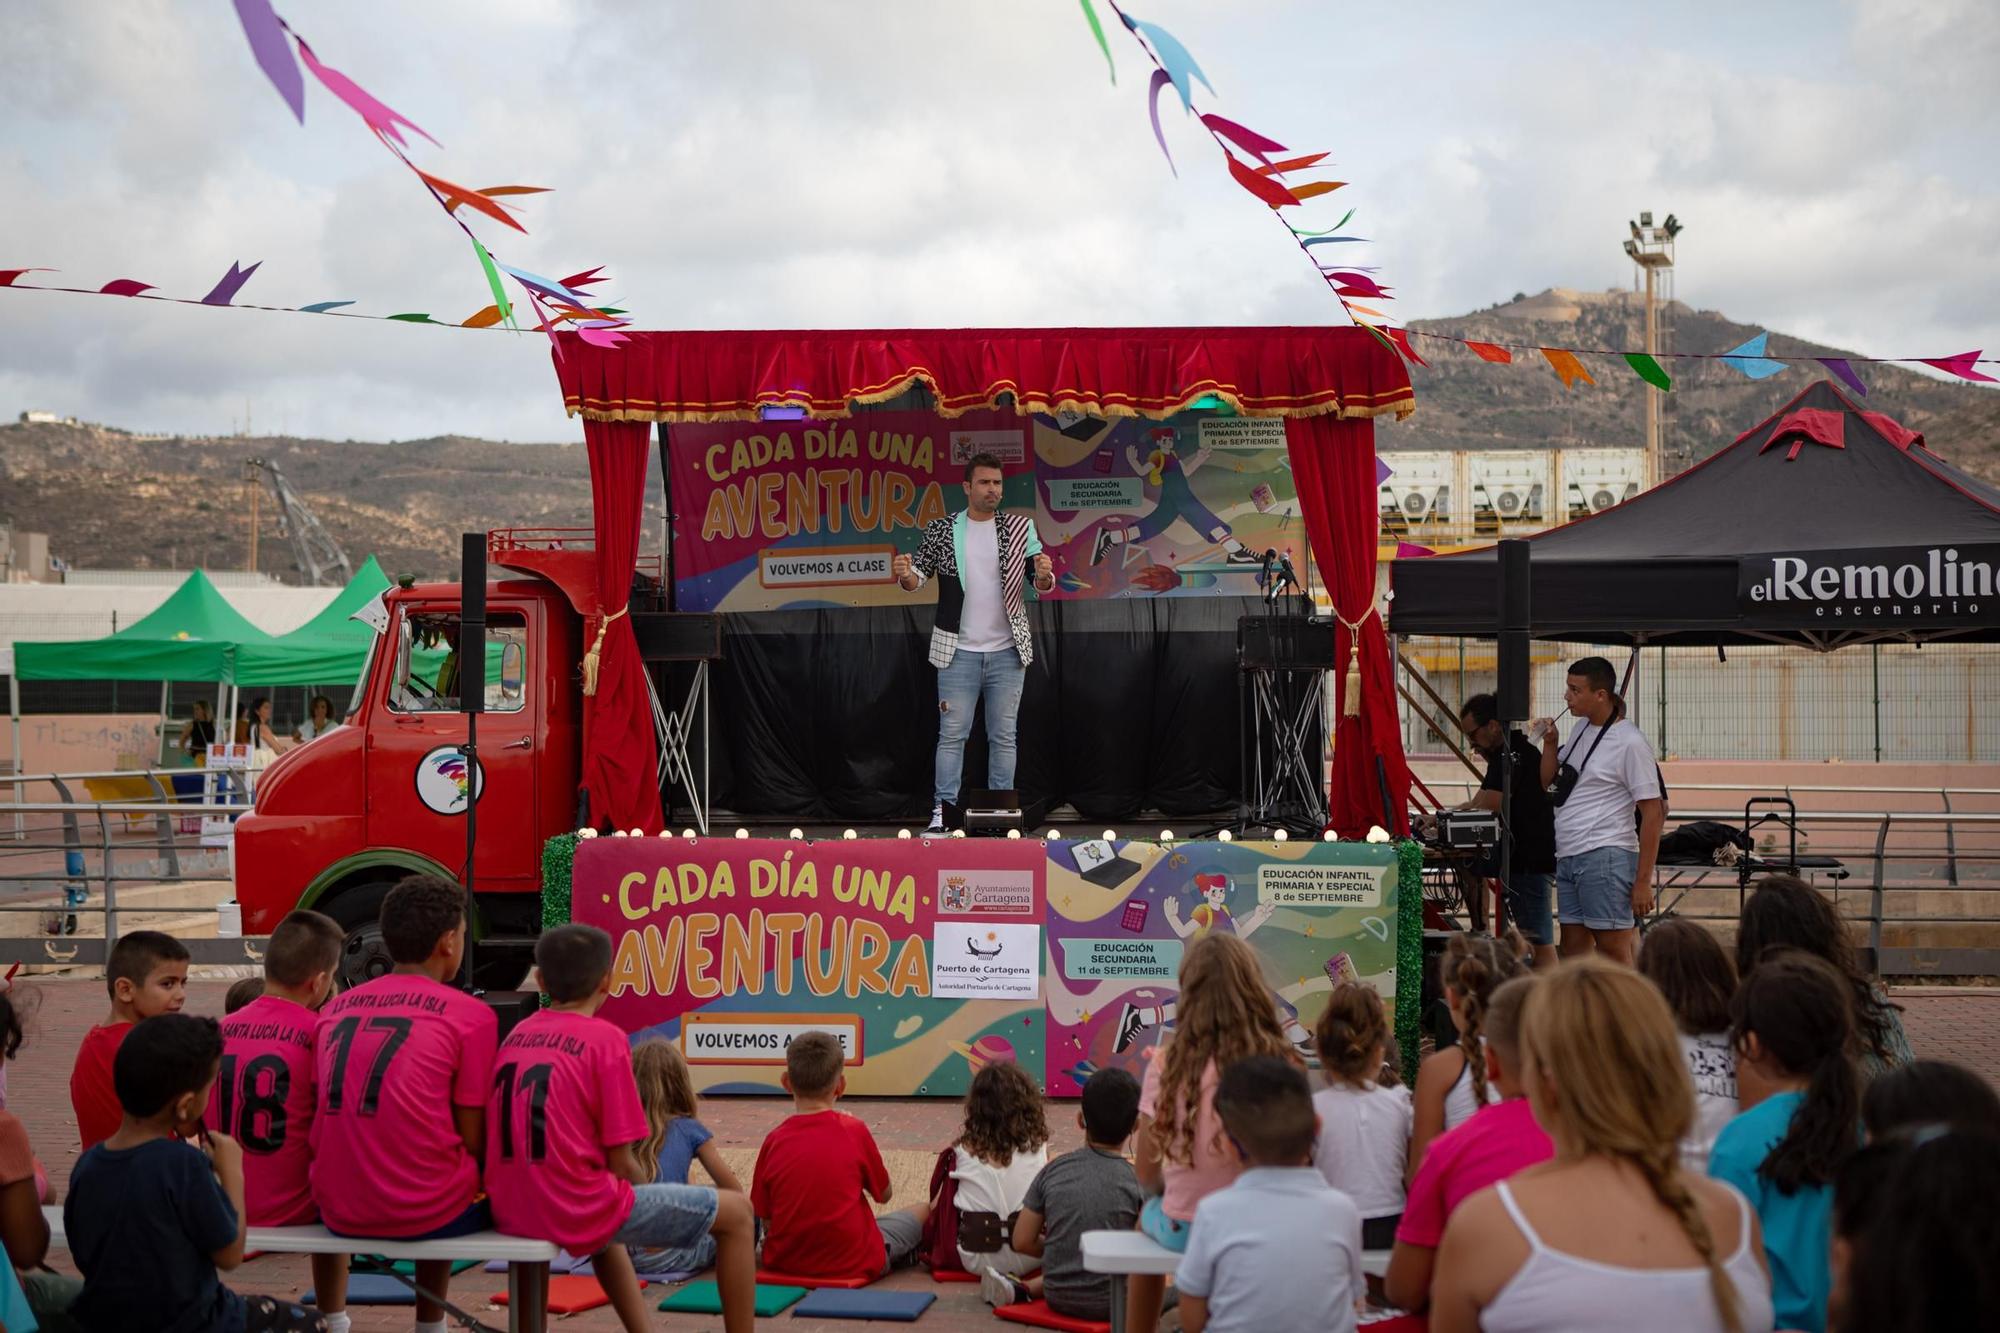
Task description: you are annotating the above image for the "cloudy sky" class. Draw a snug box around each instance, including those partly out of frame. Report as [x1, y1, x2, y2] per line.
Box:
[2, 0, 1994, 442]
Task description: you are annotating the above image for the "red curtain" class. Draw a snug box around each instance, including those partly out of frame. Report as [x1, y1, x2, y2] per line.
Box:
[581, 418, 663, 834]
[554, 327, 1414, 424]
[1285, 415, 1413, 838]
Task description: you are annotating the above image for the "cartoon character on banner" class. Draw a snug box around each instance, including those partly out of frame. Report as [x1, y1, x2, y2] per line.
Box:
[1110, 870, 1314, 1060]
[1087, 427, 1264, 570]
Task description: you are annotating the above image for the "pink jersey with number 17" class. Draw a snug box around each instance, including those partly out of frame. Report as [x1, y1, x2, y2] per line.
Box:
[309, 972, 498, 1238]
[217, 994, 321, 1225]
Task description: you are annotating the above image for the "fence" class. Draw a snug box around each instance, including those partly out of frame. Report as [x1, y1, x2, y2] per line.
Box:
[1395, 638, 2000, 764]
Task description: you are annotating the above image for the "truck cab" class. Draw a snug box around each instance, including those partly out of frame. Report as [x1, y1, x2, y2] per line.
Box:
[235, 536, 590, 985]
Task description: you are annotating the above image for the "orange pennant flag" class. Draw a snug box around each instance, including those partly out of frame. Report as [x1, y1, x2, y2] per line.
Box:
[1540, 347, 1594, 388]
[1466, 340, 1513, 364]
[1255, 152, 1331, 176]
[1289, 180, 1346, 201]
[414, 168, 529, 232]
[1345, 304, 1387, 318]
[461, 304, 505, 328]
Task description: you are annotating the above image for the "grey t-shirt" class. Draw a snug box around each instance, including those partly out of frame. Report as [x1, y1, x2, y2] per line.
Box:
[1021, 1146, 1143, 1319]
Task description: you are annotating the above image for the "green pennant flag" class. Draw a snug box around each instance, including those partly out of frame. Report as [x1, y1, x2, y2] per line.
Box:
[471, 237, 514, 330]
[387, 312, 436, 323]
[1078, 0, 1116, 83]
[1623, 352, 1672, 391]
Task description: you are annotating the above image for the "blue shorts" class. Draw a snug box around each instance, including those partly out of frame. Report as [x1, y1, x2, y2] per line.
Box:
[613, 1182, 718, 1255]
[1556, 846, 1640, 930]
[1503, 872, 1554, 946]
[1138, 1196, 1190, 1252]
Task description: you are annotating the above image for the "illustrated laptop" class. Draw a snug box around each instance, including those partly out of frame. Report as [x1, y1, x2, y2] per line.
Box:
[1069, 837, 1143, 889]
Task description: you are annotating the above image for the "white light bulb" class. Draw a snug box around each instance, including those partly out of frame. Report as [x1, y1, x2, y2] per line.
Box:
[577, 827, 598, 839]
[842, 828, 858, 840]
[611, 829, 628, 838]
[1322, 829, 1339, 842]
[1274, 828, 1289, 842]
[734, 827, 750, 840]
[1159, 829, 1175, 842]
[1102, 830, 1117, 842]
[628, 828, 643, 838]
[951, 829, 967, 838]
[1218, 829, 1233, 842]
[788, 827, 805, 840]
[1006, 828, 1022, 840]
[897, 828, 912, 839]
[681, 828, 697, 840]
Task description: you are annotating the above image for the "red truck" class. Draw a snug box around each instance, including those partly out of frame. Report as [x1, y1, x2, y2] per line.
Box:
[232, 530, 704, 985]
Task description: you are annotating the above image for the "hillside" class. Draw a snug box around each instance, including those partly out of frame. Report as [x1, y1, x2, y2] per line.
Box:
[1382, 287, 2000, 479]
[4, 291, 1995, 578]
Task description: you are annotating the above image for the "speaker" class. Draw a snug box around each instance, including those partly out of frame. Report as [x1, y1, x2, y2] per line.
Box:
[460, 532, 487, 714]
[1496, 539, 1530, 721]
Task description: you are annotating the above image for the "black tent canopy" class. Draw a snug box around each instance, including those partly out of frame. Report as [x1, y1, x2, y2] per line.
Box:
[1389, 381, 2000, 650]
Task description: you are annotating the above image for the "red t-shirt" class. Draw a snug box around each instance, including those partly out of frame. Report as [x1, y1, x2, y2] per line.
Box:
[309, 974, 498, 1237]
[70, 1022, 132, 1150]
[1396, 1096, 1555, 1247]
[485, 1010, 650, 1256]
[219, 994, 321, 1225]
[751, 1109, 891, 1280]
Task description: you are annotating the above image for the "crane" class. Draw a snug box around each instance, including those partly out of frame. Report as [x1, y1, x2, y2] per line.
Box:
[244, 457, 353, 586]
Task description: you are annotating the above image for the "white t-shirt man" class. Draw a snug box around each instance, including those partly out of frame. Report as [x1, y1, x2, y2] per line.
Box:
[1551, 717, 1661, 857]
[956, 517, 1013, 652]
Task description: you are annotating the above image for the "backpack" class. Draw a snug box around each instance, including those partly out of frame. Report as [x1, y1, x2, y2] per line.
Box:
[917, 1144, 963, 1273]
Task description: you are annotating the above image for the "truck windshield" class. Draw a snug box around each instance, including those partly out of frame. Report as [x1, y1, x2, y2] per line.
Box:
[388, 610, 529, 714]
[345, 632, 379, 721]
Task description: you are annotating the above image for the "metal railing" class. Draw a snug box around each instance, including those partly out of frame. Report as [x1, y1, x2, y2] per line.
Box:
[1, 766, 268, 969]
[1418, 776, 2000, 976]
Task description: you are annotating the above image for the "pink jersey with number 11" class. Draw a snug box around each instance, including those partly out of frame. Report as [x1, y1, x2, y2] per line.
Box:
[309, 973, 498, 1237]
[218, 994, 320, 1225]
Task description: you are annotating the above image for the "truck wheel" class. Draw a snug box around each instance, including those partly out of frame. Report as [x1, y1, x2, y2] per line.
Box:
[324, 880, 399, 989]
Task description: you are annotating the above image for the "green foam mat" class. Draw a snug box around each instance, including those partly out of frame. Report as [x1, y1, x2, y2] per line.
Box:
[658, 1280, 807, 1316]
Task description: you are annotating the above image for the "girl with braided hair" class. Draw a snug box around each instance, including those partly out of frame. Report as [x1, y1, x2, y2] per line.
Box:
[1430, 958, 1772, 1333]
[1708, 950, 1859, 1333]
[1409, 930, 1527, 1175]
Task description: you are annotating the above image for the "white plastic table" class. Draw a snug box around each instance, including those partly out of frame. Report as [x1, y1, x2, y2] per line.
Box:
[1081, 1229, 1180, 1332]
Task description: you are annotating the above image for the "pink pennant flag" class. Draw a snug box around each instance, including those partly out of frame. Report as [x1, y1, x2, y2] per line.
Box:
[99, 279, 155, 297]
[294, 37, 438, 149]
[1918, 350, 1998, 383]
[0, 268, 54, 287]
[576, 324, 629, 349]
[1200, 113, 1284, 164]
[1395, 541, 1436, 559]
[200, 260, 262, 306]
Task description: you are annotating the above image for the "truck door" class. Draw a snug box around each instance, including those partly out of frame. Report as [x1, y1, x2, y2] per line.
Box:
[368, 601, 540, 893]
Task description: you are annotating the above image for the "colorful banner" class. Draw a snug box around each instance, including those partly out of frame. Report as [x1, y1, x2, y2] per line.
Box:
[667, 409, 1309, 609]
[571, 835, 1400, 1096]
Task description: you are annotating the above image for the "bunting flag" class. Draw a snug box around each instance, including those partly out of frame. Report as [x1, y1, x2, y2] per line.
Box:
[1623, 352, 1672, 392]
[1384, 327, 1428, 368]
[199, 260, 261, 306]
[1465, 340, 1512, 364]
[1720, 331, 1786, 380]
[1078, 0, 1116, 82]
[1918, 350, 1998, 384]
[1541, 347, 1595, 389]
[1817, 357, 1869, 396]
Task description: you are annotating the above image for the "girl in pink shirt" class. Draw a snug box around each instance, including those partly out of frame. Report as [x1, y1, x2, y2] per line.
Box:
[1127, 932, 1301, 1330]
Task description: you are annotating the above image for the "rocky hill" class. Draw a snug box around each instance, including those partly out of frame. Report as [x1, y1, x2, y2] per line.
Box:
[4, 290, 1994, 577]
[1383, 287, 2000, 479]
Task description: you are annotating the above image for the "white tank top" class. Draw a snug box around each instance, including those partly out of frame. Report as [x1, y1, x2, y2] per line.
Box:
[1442, 1046, 1497, 1131]
[1481, 1180, 1775, 1333]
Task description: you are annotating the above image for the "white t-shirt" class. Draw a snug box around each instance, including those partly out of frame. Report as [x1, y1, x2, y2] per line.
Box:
[1311, 1082, 1412, 1218]
[1677, 1030, 1739, 1172]
[950, 1143, 1048, 1218]
[1551, 717, 1661, 857]
[956, 516, 1013, 652]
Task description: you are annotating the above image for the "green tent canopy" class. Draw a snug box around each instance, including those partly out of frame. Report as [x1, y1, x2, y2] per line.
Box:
[232, 556, 393, 687]
[12, 568, 278, 682]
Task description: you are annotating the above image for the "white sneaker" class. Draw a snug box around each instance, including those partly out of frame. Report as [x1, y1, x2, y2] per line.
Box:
[979, 1266, 1027, 1308]
[926, 805, 946, 834]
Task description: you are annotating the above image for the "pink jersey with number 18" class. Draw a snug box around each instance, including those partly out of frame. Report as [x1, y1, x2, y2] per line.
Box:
[218, 994, 322, 1225]
[308, 973, 498, 1237]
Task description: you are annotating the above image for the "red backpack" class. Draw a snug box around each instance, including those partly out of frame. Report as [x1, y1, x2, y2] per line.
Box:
[916, 1144, 962, 1273]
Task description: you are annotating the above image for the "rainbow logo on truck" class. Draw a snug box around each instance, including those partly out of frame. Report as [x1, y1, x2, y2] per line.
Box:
[414, 745, 484, 816]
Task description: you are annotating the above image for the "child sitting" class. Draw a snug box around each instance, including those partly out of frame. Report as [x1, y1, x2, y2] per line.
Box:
[309, 876, 495, 1333]
[1312, 982, 1412, 1248]
[64, 1013, 325, 1331]
[1637, 917, 1739, 1170]
[629, 1037, 743, 1278]
[1128, 932, 1301, 1330]
[219, 910, 349, 1333]
[1709, 949, 1857, 1333]
[0, 986, 81, 1329]
[1410, 931, 1526, 1172]
[1385, 975, 1551, 1314]
[751, 1030, 929, 1282]
[486, 926, 754, 1333]
[997, 1067, 1143, 1320]
[1176, 1056, 1364, 1333]
[70, 929, 189, 1150]
[949, 1060, 1049, 1288]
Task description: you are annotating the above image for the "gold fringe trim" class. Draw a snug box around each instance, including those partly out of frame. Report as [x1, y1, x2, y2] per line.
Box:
[581, 604, 628, 697]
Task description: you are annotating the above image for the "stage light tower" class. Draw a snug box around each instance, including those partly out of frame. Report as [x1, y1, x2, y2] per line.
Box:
[1622, 211, 1681, 487]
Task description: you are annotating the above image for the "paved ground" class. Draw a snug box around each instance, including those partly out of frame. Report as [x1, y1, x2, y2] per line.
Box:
[9, 978, 1997, 1330]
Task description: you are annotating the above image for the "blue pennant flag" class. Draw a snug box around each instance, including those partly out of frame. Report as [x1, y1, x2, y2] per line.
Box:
[1721, 331, 1787, 380]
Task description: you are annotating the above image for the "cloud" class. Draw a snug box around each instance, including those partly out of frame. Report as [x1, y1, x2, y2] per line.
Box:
[0, 0, 1993, 443]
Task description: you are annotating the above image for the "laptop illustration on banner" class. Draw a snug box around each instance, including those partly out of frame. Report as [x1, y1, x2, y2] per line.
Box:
[1069, 837, 1143, 890]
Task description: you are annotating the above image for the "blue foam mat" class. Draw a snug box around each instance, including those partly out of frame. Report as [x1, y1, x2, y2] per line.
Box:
[305, 1273, 413, 1306]
[791, 1287, 936, 1321]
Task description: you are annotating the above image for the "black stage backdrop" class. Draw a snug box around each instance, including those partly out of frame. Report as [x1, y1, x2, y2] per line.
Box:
[678, 597, 1257, 823]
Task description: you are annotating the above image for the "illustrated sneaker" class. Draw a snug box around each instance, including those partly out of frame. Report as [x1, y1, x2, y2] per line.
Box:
[979, 1267, 1030, 1308]
[925, 805, 946, 834]
[1112, 1002, 1148, 1054]
[1226, 546, 1265, 563]
[1090, 528, 1116, 566]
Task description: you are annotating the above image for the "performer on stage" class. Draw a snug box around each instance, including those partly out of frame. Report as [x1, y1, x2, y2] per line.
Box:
[893, 452, 1054, 834]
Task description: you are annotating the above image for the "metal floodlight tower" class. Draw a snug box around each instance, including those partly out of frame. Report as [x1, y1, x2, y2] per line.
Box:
[1624, 211, 1680, 488]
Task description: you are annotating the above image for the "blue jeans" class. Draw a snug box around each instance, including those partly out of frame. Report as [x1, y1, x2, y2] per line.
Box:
[934, 648, 1026, 806]
[1557, 846, 1640, 930]
[1503, 871, 1555, 946]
